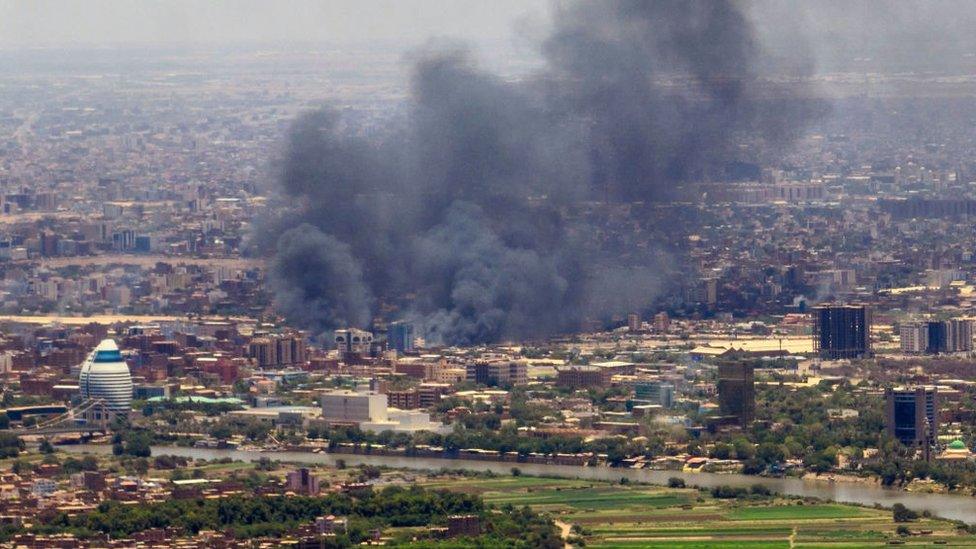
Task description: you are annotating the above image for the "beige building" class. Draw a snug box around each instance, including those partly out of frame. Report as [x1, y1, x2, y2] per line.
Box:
[321, 390, 387, 423]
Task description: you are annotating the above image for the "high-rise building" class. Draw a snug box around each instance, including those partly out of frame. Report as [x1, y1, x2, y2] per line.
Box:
[489, 361, 527, 386]
[465, 361, 491, 385]
[627, 313, 640, 332]
[635, 381, 674, 408]
[702, 277, 718, 306]
[286, 468, 321, 495]
[717, 362, 754, 426]
[465, 360, 527, 386]
[247, 337, 277, 368]
[78, 339, 133, 421]
[334, 329, 373, 357]
[321, 390, 387, 424]
[885, 386, 938, 448]
[926, 319, 973, 353]
[248, 332, 308, 368]
[813, 305, 872, 359]
[946, 319, 974, 352]
[556, 366, 609, 389]
[900, 322, 928, 354]
[653, 312, 670, 332]
[387, 321, 415, 353]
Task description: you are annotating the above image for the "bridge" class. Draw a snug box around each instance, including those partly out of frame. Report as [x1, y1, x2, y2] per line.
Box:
[6, 399, 111, 436]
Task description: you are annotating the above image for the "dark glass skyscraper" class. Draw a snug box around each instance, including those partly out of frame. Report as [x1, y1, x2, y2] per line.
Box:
[717, 362, 755, 426]
[885, 386, 938, 449]
[387, 321, 415, 353]
[813, 305, 872, 359]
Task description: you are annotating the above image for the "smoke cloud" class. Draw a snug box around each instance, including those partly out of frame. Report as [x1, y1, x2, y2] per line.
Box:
[260, 0, 818, 345]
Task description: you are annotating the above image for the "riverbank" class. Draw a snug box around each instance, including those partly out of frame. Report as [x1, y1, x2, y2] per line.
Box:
[60, 443, 976, 524]
[418, 474, 976, 548]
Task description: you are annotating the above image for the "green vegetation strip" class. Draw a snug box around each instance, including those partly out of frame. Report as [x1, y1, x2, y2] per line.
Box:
[727, 504, 871, 521]
[591, 541, 791, 549]
[590, 526, 794, 537]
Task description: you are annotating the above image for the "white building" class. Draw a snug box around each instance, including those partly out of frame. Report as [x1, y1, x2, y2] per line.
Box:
[361, 408, 451, 435]
[900, 322, 928, 354]
[321, 389, 450, 434]
[334, 329, 373, 355]
[321, 390, 387, 423]
[31, 479, 57, 498]
[79, 339, 133, 421]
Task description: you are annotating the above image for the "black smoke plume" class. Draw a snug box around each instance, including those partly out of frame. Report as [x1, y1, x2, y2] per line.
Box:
[260, 0, 817, 345]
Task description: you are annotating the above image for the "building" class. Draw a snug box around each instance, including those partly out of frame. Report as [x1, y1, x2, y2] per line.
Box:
[927, 319, 973, 353]
[900, 322, 928, 354]
[634, 381, 674, 408]
[447, 515, 481, 538]
[653, 312, 670, 332]
[334, 329, 373, 357]
[627, 313, 640, 332]
[489, 361, 527, 386]
[813, 305, 872, 359]
[387, 321, 415, 353]
[247, 333, 307, 368]
[386, 390, 421, 410]
[71, 471, 107, 491]
[321, 390, 387, 424]
[936, 439, 973, 465]
[286, 468, 321, 495]
[946, 319, 973, 352]
[320, 389, 448, 434]
[315, 515, 348, 534]
[360, 408, 450, 434]
[885, 386, 938, 450]
[78, 339, 132, 421]
[556, 365, 609, 389]
[466, 362, 491, 385]
[717, 362, 754, 426]
[465, 360, 527, 386]
[30, 479, 57, 498]
[417, 383, 450, 407]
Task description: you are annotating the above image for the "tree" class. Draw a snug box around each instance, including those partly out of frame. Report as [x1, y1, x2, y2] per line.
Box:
[710, 443, 732, 460]
[210, 423, 233, 440]
[0, 433, 23, 459]
[756, 442, 785, 465]
[803, 450, 835, 473]
[732, 437, 755, 461]
[123, 432, 152, 458]
[39, 439, 55, 454]
[12, 459, 31, 475]
[358, 464, 381, 481]
[256, 457, 275, 471]
[667, 477, 685, 488]
[892, 503, 918, 523]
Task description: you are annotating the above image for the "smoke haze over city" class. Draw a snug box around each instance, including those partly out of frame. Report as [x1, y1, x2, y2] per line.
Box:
[257, 0, 824, 344]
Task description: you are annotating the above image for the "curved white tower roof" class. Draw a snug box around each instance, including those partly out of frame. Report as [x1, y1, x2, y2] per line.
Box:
[79, 339, 132, 419]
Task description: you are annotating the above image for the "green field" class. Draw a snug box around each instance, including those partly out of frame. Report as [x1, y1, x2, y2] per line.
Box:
[417, 474, 976, 547]
[728, 503, 870, 521]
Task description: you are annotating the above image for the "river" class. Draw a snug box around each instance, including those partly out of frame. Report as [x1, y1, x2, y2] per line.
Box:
[62, 444, 976, 523]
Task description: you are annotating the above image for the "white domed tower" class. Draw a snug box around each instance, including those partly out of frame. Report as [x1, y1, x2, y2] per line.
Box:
[79, 339, 132, 421]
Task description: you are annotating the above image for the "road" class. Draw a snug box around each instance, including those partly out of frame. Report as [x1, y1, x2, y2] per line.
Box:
[554, 519, 573, 548]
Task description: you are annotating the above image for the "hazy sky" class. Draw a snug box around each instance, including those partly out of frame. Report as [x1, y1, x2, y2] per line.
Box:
[0, 0, 550, 49]
[6, 1, 976, 75]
